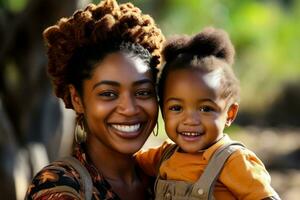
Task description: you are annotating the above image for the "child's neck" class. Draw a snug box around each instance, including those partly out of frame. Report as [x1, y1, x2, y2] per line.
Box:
[198, 134, 225, 152]
[178, 134, 226, 153]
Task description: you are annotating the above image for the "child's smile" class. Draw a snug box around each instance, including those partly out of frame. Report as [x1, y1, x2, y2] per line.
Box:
[162, 68, 232, 153]
[177, 126, 204, 142]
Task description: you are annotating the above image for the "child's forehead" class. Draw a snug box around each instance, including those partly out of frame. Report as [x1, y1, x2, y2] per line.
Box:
[168, 67, 223, 89]
[165, 68, 223, 99]
[201, 68, 223, 91]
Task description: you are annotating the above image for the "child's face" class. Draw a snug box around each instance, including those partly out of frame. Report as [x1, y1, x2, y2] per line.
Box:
[162, 68, 238, 153]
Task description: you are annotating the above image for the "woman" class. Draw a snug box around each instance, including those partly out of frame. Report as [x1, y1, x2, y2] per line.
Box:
[25, 0, 165, 199]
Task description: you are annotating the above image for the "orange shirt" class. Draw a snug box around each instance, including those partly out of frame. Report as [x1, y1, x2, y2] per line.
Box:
[135, 135, 278, 200]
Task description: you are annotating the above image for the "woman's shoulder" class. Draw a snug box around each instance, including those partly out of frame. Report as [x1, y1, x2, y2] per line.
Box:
[25, 159, 84, 200]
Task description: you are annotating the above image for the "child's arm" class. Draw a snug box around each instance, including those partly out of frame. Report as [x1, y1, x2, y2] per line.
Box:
[135, 141, 174, 176]
[219, 148, 280, 200]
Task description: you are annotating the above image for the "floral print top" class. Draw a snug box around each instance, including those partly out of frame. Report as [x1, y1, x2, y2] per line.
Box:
[25, 144, 153, 200]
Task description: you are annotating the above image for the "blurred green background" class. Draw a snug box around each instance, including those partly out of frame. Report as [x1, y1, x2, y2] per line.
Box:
[118, 0, 300, 126]
[0, 0, 299, 199]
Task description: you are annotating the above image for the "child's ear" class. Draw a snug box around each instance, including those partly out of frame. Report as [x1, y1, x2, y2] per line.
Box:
[225, 103, 239, 127]
[69, 84, 84, 114]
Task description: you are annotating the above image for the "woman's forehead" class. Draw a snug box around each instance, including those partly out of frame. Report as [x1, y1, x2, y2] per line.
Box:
[88, 52, 153, 86]
[122, 52, 150, 74]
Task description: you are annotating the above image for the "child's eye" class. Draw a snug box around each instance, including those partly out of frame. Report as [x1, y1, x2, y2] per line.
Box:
[169, 105, 182, 112]
[199, 106, 214, 112]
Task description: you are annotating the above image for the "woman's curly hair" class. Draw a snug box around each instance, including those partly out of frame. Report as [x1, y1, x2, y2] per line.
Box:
[158, 27, 239, 108]
[43, 0, 165, 109]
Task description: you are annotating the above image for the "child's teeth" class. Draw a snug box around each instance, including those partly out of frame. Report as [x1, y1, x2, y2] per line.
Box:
[181, 132, 201, 136]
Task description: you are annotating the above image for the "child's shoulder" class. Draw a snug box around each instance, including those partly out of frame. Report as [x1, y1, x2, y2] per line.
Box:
[218, 142, 278, 199]
[221, 143, 268, 176]
[227, 144, 263, 163]
[219, 135, 262, 165]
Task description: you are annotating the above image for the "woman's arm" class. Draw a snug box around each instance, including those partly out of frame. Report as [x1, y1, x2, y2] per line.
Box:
[25, 162, 83, 200]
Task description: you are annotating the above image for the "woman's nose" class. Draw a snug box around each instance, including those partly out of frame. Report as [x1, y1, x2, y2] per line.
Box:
[117, 92, 139, 116]
[183, 110, 201, 126]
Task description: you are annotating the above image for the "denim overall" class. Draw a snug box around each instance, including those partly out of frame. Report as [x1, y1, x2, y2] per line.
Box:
[154, 142, 244, 200]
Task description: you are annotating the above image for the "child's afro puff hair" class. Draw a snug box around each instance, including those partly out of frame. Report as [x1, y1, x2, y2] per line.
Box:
[158, 27, 239, 106]
[162, 27, 235, 66]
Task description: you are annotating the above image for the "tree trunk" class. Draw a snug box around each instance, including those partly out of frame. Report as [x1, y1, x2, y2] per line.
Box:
[0, 0, 78, 199]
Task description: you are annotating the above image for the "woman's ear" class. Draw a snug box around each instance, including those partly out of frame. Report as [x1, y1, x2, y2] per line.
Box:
[225, 103, 239, 127]
[69, 85, 84, 114]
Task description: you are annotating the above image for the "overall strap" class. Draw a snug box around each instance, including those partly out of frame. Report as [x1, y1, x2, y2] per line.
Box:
[61, 156, 93, 200]
[192, 142, 245, 200]
[154, 144, 178, 192]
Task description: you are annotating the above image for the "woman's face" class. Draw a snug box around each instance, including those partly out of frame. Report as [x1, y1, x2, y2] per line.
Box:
[74, 52, 158, 155]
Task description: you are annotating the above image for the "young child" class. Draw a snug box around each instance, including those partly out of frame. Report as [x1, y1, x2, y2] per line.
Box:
[135, 27, 280, 200]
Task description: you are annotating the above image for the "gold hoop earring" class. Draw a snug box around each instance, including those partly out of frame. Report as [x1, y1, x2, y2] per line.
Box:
[74, 115, 87, 144]
[225, 120, 231, 128]
[152, 123, 159, 137]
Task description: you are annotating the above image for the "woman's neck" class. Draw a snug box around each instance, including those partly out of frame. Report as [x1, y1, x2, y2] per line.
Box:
[86, 138, 138, 185]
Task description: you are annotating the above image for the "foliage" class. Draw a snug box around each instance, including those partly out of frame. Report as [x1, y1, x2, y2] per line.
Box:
[4, 0, 300, 113]
[157, 0, 300, 113]
[0, 0, 28, 12]
[91, 0, 300, 114]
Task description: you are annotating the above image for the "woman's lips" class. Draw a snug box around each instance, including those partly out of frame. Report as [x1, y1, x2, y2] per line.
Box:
[112, 124, 141, 132]
[110, 123, 143, 139]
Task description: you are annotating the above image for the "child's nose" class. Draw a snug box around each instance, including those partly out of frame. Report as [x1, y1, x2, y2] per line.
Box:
[183, 110, 201, 126]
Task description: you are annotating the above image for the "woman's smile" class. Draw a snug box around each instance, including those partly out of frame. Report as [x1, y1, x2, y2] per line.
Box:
[110, 123, 143, 139]
[111, 124, 141, 133]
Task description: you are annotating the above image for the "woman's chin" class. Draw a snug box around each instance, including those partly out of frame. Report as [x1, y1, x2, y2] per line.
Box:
[116, 142, 145, 155]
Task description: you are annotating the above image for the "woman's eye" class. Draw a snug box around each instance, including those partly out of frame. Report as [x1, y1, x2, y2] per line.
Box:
[200, 106, 214, 112]
[136, 90, 153, 98]
[169, 105, 182, 112]
[98, 91, 117, 99]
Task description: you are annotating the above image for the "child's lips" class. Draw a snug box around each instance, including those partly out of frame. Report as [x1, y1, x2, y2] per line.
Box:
[179, 131, 204, 142]
[180, 132, 203, 136]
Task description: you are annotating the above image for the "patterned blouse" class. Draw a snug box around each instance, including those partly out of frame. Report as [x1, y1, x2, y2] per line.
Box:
[25, 144, 153, 200]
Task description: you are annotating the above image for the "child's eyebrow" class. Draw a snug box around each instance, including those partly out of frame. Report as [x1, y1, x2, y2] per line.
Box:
[165, 98, 216, 103]
[165, 97, 182, 103]
[198, 98, 215, 103]
[165, 97, 219, 108]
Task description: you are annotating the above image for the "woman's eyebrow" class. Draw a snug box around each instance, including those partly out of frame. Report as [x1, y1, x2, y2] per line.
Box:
[92, 80, 120, 90]
[133, 79, 154, 86]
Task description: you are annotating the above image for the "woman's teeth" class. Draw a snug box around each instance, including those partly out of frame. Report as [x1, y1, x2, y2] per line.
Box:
[112, 124, 140, 133]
